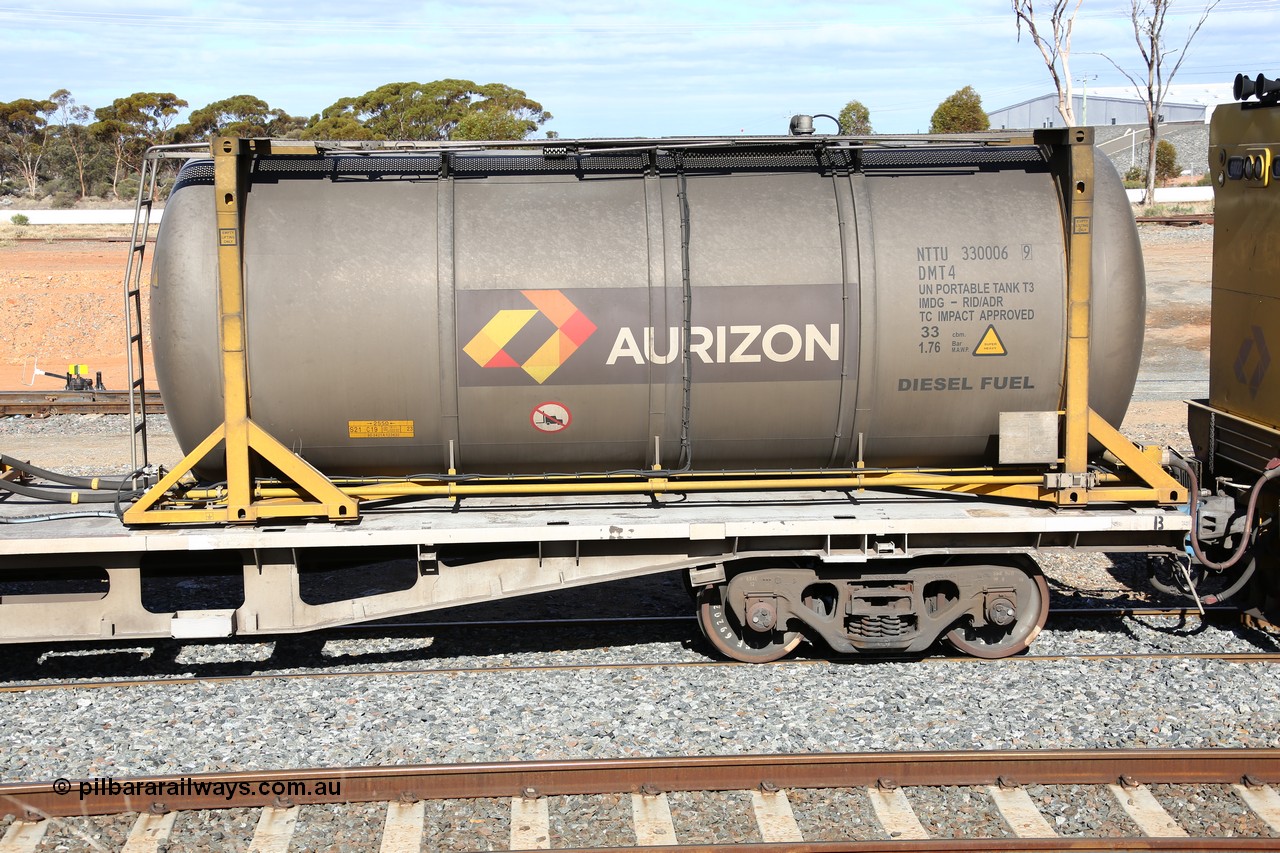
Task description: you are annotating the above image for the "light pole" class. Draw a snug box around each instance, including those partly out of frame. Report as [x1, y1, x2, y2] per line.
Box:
[1075, 74, 1098, 125]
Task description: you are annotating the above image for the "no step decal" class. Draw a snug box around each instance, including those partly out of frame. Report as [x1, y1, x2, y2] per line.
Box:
[531, 402, 571, 433]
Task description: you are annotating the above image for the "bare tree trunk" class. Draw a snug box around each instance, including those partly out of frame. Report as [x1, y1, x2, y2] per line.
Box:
[110, 139, 126, 200]
[1013, 0, 1084, 126]
[17, 153, 42, 197]
[1143, 98, 1158, 205]
[1103, 0, 1218, 207]
[66, 127, 92, 200]
[73, 144, 88, 199]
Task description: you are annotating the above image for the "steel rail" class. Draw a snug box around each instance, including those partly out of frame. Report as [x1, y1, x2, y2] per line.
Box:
[5, 649, 1279, 695]
[318, 605, 1244, 626]
[12, 236, 154, 244]
[3, 748, 1278, 820]
[0, 390, 165, 415]
[1135, 212, 1214, 226]
[529, 841, 1275, 851]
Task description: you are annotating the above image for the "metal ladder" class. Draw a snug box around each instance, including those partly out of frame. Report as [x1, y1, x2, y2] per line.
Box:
[121, 152, 161, 479]
[121, 144, 208, 480]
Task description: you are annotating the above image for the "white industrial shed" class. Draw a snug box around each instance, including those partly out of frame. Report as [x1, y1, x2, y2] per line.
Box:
[987, 92, 1205, 129]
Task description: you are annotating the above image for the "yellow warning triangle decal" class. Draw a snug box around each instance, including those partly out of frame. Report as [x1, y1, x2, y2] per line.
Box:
[973, 325, 1007, 356]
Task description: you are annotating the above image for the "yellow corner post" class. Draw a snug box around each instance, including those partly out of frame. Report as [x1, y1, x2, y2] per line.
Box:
[125, 138, 359, 525]
[1030, 128, 1185, 508]
[1062, 128, 1094, 481]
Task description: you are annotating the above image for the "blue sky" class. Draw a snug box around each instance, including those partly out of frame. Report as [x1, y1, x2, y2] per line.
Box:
[0, 1, 1273, 137]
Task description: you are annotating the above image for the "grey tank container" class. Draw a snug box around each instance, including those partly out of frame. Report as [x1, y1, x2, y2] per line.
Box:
[150, 143, 1143, 477]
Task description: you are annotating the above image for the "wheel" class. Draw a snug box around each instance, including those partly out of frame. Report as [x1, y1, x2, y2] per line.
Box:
[944, 567, 1049, 659]
[696, 586, 803, 663]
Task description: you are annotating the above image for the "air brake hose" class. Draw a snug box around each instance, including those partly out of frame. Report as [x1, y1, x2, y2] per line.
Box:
[0, 475, 143, 504]
[1167, 457, 1280, 602]
[0, 453, 136, 491]
[1200, 555, 1258, 606]
[0, 510, 120, 524]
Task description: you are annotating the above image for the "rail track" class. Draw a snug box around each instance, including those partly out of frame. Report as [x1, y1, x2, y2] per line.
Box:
[2, 749, 1278, 850]
[0, 605, 1268, 695]
[0, 390, 164, 416]
[11, 236, 153, 244]
[4, 648, 1280, 697]
[1135, 212, 1215, 226]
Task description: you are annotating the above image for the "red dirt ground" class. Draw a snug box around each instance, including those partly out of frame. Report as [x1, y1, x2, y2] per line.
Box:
[0, 239, 151, 391]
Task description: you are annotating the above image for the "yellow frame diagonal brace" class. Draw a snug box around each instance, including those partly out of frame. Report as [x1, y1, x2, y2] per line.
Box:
[124, 138, 359, 525]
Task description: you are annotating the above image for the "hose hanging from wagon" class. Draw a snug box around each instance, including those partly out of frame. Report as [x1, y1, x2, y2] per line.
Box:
[0, 453, 150, 509]
[1, 453, 139, 491]
[0, 475, 145, 504]
[0, 510, 121, 524]
[1163, 456, 1280, 605]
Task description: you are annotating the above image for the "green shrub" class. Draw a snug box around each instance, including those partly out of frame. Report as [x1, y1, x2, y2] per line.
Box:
[1155, 140, 1180, 184]
[1122, 165, 1146, 188]
[51, 192, 76, 209]
[929, 86, 990, 133]
[116, 177, 140, 201]
[10, 214, 29, 226]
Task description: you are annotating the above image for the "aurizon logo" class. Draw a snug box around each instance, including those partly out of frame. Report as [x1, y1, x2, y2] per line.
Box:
[462, 290, 597, 384]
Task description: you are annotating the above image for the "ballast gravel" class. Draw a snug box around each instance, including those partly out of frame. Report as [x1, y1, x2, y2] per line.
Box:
[423, 798, 507, 851]
[667, 790, 762, 845]
[1147, 783, 1278, 838]
[788, 788, 884, 841]
[547, 793, 634, 848]
[159, 807, 258, 853]
[1024, 784, 1140, 836]
[1137, 222, 1213, 246]
[288, 802, 387, 852]
[904, 785, 1012, 838]
[0, 412, 172, 438]
[24, 812, 136, 850]
[3, 655, 1280, 783]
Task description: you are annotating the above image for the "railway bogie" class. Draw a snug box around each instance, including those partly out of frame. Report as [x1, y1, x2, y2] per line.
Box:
[695, 555, 1049, 660]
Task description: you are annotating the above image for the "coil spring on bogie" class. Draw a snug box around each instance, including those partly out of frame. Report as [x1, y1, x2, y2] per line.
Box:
[847, 614, 916, 638]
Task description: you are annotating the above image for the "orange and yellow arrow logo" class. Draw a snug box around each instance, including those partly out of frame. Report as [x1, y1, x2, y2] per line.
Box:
[462, 290, 597, 384]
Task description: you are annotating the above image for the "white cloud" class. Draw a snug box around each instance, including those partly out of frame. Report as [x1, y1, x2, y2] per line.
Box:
[0, 0, 1274, 136]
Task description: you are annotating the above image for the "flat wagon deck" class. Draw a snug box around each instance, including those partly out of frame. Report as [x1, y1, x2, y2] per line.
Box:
[0, 489, 1190, 646]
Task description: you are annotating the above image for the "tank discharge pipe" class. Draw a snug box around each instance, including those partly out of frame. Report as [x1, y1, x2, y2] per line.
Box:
[180, 470, 1087, 503]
